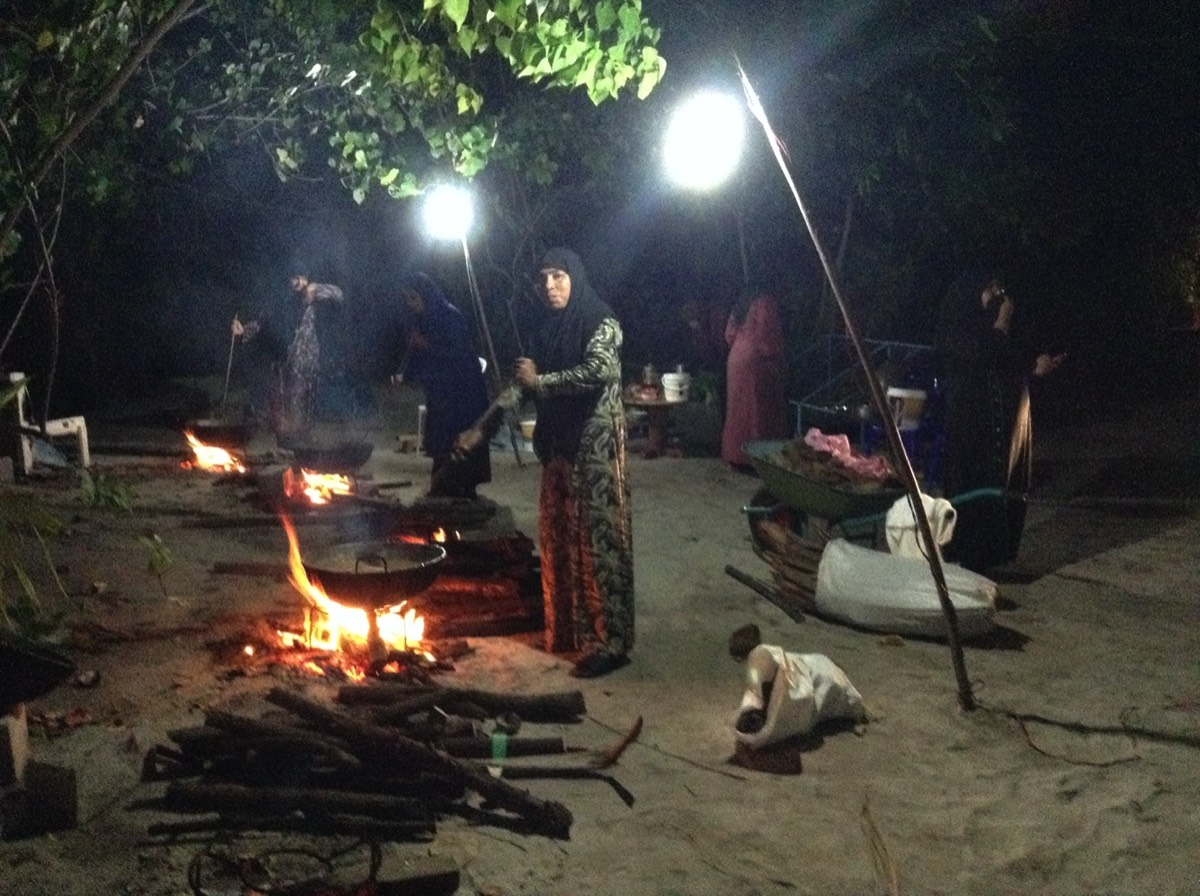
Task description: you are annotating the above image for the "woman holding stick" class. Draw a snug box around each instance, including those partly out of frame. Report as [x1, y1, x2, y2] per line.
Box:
[455, 248, 633, 678]
[399, 272, 491, 499]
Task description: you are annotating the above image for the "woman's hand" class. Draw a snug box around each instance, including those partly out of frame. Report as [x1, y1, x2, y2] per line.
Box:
[453, 426, 484, 459]
[1033, 352, 1066, 377]
[514, 357, 538, 389]
[408, 330, 430, 353]
[231, 317, 245, 338]
[993, 295, 1015, 334]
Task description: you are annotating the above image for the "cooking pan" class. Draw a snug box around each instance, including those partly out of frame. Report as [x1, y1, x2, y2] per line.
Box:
[185, 417, 256, 450]
[289, 440, 374, 473]
[301, 539, 445, 610]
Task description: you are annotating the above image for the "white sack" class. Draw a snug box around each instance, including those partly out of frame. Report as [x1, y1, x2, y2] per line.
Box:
[734, 644, 867, 749]
[885, 492, 957, 559]
[814, 538, 998, 639]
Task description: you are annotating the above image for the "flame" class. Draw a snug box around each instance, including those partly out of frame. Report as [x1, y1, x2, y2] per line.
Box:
[279, 514, 424, 652]
[283, 467, 354, 505]
[183, 431, 246, 473]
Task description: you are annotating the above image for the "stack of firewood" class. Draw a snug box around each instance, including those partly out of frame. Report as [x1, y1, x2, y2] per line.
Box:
[749, 515, 833, 610]
[139, 684, 642, 843]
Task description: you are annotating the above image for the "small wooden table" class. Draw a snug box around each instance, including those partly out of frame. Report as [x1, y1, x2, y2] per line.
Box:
[622, 396, 686, 459]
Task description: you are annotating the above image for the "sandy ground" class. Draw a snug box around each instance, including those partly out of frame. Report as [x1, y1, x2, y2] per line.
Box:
[2, 381, 1199, 896]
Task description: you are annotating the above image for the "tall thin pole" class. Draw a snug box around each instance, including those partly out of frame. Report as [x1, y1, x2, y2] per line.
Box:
[738, 64, 976, 711]
[462, 237, 523, 467]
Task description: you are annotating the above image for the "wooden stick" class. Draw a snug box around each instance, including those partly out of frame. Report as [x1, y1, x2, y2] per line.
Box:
[163, 781, 432, 822]
[339, 684, 587, 723]
[146, 813, 434, 841]
[725, 565, 807, 622]
[437, 736, 576, 759]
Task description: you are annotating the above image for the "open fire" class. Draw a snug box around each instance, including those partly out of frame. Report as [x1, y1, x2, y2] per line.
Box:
[181, 430, 246, 474]
[282, 466, 354, 505]
[278, 514, 425, 656]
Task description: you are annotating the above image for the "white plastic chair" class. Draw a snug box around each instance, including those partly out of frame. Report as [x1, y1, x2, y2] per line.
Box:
[6, 372, 90, 473]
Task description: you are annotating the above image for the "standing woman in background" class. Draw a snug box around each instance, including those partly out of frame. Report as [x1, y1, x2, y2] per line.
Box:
[233, 273, 344, 444]
[720, 283, 789, 470]
[935, 268, 1064, 569]
[399, 271, 491, 499]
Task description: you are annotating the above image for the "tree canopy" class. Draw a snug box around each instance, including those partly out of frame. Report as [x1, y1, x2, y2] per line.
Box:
[1, 0, 666, 258]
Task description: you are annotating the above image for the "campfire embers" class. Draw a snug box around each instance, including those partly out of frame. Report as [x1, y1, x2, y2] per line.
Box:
[182, 430, 246, 474]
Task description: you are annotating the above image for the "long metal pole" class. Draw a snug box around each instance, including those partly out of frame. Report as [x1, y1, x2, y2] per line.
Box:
[738, 65, 976, 711]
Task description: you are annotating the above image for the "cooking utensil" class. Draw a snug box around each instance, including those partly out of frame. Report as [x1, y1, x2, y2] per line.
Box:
[220, 319, 238, 411]
[290, 440, 373, 473]
[186, 417, 256, 450]
[301, 539, 445, 610]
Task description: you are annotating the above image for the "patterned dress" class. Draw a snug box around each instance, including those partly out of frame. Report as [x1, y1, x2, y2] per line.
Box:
[505, 318, 634, 657]
[274, 282, 343, 441]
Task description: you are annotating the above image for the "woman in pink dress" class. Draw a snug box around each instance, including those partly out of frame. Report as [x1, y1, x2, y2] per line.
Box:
[720, 286, 789, 469]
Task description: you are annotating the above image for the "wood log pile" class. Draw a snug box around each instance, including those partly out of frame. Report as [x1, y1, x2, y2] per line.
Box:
[138, 683, 640, 844]
[748, 513, 833, 612]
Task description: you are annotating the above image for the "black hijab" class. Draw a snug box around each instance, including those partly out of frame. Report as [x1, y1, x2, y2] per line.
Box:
[529, 247, 614, 373]
[528, 247, 616, 461]
[934, 268, 1000, 366]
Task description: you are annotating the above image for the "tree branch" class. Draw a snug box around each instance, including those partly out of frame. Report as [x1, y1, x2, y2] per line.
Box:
[0, 0, 202, 257]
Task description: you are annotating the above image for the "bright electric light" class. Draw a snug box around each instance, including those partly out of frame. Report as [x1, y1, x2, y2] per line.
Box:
[664, 91, 745, 191]
[421, 183, 474, 241]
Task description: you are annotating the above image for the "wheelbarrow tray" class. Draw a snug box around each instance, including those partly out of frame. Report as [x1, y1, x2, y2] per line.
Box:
[743, 440, 903, 522]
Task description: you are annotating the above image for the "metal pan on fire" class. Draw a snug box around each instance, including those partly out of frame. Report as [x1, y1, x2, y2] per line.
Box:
[301, 540, 445, 610]
[289, 440, 374, 473]
[185, 417, 256, 450]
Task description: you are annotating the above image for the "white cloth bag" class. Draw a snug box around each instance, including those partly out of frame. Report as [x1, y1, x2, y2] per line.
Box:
[734, 644, 867, 749]
[885, 492, 957, 559]
[813, 538, 998, 638]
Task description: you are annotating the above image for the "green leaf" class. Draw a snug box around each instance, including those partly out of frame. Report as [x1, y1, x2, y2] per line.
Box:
[457, 25, 478, 54]
[380, 167, 399, 186]
[595, 1, 617, 32]
[442, 0, 470, 29]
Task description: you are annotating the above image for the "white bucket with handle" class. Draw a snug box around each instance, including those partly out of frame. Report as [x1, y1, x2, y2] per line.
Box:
[661, 372, 690, 402]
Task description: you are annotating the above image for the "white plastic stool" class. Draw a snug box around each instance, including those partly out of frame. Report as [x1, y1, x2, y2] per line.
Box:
[6, 372, 90, 474]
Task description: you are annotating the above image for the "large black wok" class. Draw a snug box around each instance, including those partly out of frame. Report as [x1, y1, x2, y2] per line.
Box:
[301, 539, 445, 610]
[185, 417, 256, 450]
[289, 440, 374, 473]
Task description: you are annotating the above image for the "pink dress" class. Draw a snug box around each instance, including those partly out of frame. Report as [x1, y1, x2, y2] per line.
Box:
[721, 295, 789, 466]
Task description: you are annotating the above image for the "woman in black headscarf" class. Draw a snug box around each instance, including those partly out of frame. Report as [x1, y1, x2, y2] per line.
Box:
[456, 248, 633, 678]
[934, 268, 1064, 569]
[400, 272, 491, 499]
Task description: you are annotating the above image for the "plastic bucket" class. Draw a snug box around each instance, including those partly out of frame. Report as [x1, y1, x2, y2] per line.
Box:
[885, 387, 926, 431]
[661, 372, 690, 402]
